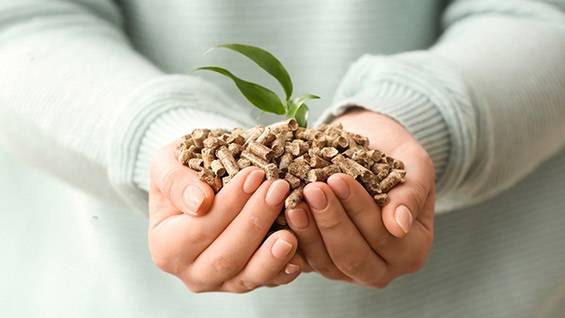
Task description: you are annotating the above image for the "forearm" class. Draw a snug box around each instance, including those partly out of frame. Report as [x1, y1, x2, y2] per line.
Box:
[320, 0, 565, 211]
[430, 0, 565, 206]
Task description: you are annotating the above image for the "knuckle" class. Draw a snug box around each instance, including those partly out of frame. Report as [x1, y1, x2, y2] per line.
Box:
[160, 167, 181, 195]
[403, 238, 432, 274]
[151, 254, 169, 272]
[185, 273, 222, 293]
[210, 255, 241, 277]
[247, 213, 269, 235]
[313, 264, 344, 280]
[406, 180, 428, 209]
[184, 280, 221, 293]
[151, 254, 179, 275]
[185, 284, 208, 294]
[316, 216, 342, 231]
[344, 204, 369, 218]
[231, 279, 259, 293]
[407, 182, 427, 211]
[338, 258, 367, 276]
[368, 279, 391, 290]
[274, 276, 294, 287]
[369, 233, 392, 249]
[270, 274, 298, 288]
[187, 229, 210, 247]
[406, 255, 428, 273]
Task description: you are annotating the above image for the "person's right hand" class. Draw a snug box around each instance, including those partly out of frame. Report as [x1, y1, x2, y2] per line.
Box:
[148, 140, 303, 293]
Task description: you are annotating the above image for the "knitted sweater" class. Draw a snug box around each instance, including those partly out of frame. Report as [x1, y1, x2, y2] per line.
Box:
[1, 0, 564, 317]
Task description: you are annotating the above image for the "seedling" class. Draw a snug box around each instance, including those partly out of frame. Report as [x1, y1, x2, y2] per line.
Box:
[180, 44, 406, 235]
[191, 44, 319, 127]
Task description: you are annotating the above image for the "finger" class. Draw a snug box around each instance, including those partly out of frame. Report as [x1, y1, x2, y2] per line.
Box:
[301, 263, 314, 273]
[285, 202, 345, 281]
[376, 191, 435, 273]
[265, 252, 306, 288]
[327, 173, 434, 270]
[381, 144, 434, 238]
[201, 166, 265, 234]
[304, 182, 388, 286]
[326, 173, 394, 248]
[150, 141, 214, 216]
[149, 165, 264, 232]
[148, 166, 267, 268]
[222, 230, 298, 293]
[190, 179, 289, 288]
[292, 249, 314, 273]
[148, 187, 194, 275]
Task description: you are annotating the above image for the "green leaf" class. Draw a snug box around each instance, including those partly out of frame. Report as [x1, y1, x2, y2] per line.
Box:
[294, 104, 309, 128]
[286, 94, 319, 126]
[286, 96, 317, 127]
[192, 66, 286, 115]
[292, 94, 320, 108]
[286, 102, 299, 120]
[210, 44, 293, 101]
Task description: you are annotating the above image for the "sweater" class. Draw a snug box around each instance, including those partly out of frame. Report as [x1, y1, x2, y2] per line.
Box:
[1, 0, 564, 317]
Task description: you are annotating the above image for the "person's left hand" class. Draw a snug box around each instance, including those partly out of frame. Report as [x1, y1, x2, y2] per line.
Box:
[285, 109, 435, 288]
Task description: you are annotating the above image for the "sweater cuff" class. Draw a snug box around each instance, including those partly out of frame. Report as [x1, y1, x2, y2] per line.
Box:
[317, 53, 477, 196]
[317, 85, 450, 183]
[107, 75, 254, 215]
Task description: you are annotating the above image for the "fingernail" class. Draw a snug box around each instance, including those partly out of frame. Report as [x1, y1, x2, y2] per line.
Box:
[184, 185, 205, 215]
[272, 239, 293, 259]
[328, 175, 350, 200]
[284, 263, 300, 275]
[287, 208, 309, 229]
[243, 169, 265, 194]
[306, 187, 327, 211]
[395, 205, 413, 234]
[265, 180, 289, 207]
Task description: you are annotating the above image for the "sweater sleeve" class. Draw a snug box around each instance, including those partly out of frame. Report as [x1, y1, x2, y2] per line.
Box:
[0, 1, 254, 214]
[318, 0, 565, 213]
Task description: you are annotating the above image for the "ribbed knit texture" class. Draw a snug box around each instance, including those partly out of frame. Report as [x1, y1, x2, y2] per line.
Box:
[319, 0, 565, 211]
[1, 0, 565, 317]
[107, 75, 254, 214]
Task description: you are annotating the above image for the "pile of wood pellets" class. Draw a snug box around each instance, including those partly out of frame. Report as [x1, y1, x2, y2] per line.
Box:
[175, 119, 406, 233]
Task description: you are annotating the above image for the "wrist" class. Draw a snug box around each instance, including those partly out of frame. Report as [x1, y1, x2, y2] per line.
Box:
[332, 108, 417, 155]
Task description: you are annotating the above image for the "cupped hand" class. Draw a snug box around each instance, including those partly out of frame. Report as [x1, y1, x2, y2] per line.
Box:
[148, 140, 304, 293]
[286, 109, 435, 288]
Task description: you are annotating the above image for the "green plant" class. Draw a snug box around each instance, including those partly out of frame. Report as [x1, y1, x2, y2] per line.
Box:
[191, 44, 319, 128]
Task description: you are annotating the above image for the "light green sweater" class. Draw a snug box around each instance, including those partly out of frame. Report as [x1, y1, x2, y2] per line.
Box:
[1, 0, 565, 317]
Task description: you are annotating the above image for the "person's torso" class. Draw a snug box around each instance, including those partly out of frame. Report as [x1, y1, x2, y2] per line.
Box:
[118, 0, 444, 121]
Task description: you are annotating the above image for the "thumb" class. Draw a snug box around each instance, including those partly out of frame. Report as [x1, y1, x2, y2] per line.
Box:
[150, 141, 215, 216]
[380, 154, 434, 238]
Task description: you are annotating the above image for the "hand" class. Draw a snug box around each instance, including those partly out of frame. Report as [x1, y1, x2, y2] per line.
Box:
[148, 140, 304, 293]
[285, 109, 435, 288]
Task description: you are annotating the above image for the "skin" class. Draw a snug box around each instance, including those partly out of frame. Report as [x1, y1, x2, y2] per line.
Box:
[288, 109, 436, 287]
[149, 142, 304, 293]
[148, 109, 435, 292]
